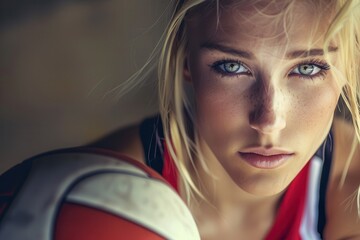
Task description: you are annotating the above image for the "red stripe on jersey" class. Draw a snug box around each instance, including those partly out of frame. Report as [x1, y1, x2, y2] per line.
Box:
[162, 143, 179, 193]
[265, 162, 310, 239]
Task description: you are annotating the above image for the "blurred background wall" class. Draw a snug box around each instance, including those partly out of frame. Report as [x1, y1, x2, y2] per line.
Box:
[0, 0, 169, 173]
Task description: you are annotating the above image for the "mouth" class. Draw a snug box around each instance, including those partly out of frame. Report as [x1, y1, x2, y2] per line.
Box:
[238, 147, 294, 169]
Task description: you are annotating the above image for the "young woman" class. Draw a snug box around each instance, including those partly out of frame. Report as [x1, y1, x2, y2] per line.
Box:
[1, 0, 360, 239]
[93, 0, 360, 239]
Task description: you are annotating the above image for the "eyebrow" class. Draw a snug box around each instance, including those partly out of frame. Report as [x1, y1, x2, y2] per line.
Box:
[286, 46, 338, 58]
[201, 42, 338, 59]
[201, 42, 254, 59]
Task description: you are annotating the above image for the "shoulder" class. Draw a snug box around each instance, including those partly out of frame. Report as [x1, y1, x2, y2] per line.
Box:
[87, 123, 146, 164]
[324, 117, 360, 239]
[87, 114, 162, 164]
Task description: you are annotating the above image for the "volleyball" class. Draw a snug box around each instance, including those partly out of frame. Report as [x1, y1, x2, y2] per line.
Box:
[0, 148, 200, 240]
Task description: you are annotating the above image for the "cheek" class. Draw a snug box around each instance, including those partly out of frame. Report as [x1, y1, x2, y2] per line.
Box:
[285, 79, 341, 155]
[192, 74, 252, 152]
[294, 81, 340, 128]
[190, 55, 252, 127]
[195, 91, 243, 136]
[194, 82, 229, 136]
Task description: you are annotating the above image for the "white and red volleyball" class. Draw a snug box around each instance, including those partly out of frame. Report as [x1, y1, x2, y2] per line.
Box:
[0, 148, 200, 240]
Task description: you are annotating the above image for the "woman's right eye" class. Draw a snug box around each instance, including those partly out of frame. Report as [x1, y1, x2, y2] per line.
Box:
[211, 60, 251, 76]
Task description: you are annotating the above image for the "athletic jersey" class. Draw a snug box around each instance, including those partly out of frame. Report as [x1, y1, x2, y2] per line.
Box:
[139, 115, 333, 240]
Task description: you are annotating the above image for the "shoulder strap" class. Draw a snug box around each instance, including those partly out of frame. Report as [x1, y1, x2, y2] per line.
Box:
[316, 132, 333, 238]
[139, 115, 165, 175]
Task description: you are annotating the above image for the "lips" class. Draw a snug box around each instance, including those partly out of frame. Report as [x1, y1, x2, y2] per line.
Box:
[239, 147, 294, 169]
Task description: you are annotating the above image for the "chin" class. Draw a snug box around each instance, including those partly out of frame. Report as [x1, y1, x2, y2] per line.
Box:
[232, 172, 292, 197]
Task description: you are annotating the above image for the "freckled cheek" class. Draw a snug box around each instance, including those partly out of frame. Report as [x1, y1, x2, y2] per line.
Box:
[291, 84, 340, 133]
[193, 77, 249, 142]
[194, 86, 222, 125]
[195, 89, 234, 124]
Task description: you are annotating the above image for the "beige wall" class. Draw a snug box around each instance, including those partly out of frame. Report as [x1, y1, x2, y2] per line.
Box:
[0, 0, 169, 173]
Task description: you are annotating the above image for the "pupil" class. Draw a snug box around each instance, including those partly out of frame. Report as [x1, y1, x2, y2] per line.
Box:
[225, 63, 239, 72]
[300, 65, 314, 74]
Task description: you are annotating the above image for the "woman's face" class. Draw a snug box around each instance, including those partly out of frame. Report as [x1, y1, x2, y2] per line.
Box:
[185, 0, 341, 196]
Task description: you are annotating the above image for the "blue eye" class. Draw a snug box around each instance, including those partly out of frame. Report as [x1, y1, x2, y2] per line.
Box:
[212, 60, 251, 75]
[291, 64, 322, 76]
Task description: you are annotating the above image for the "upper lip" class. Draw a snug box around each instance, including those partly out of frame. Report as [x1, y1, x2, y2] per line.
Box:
[239, 147, 294, 156]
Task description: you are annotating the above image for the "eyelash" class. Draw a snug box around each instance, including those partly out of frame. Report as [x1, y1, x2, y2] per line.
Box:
[210, 59, 252, 77]
[288, 59, 330, 80]
[210, 58, 331, 80]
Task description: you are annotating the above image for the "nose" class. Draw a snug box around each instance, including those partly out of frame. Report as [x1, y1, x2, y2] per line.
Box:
[249, 82, 286, 134]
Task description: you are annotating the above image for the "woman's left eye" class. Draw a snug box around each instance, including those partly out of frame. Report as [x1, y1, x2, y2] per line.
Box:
[290, 63, 324, 76]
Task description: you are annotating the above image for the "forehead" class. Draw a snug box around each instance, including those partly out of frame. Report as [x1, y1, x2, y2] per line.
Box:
[186, 0, 333, 50]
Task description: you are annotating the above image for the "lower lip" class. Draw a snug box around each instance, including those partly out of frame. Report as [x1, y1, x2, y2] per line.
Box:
[238, 153, 293, 169]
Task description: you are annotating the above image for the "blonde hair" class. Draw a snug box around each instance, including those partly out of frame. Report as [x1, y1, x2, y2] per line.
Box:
[324, 0, 360, 215]
[128, 0, 360, 211]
